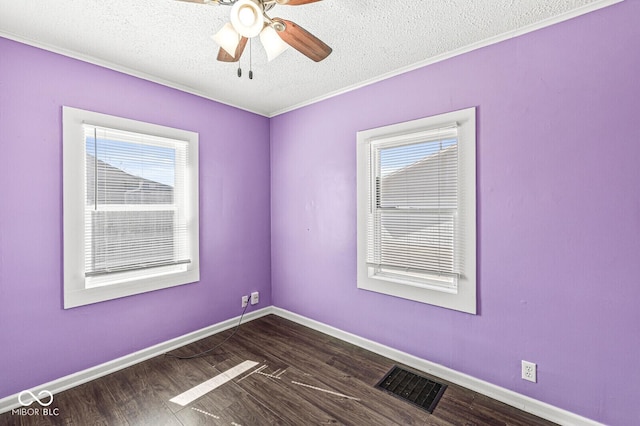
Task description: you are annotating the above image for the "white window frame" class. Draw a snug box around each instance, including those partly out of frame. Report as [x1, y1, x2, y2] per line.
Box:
[63, 106, 199, 309]
[356, 107, 476, 314]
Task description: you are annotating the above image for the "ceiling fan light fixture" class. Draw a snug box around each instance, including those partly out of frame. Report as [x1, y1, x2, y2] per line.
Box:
[230, 0, 264, 38]
[212, 22, 241, 57]
[260, 25, 289, 61]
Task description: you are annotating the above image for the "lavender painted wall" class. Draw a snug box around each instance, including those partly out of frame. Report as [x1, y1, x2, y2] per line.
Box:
[270, 2, 639, 425]
[0, 37, 271, 398]
[1, 2, 639, 424]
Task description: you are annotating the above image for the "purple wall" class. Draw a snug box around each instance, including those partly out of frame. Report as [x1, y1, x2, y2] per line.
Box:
[0, 38, 271, 398]
[2, 2, 639, 424]
[270, 2, 639, 425]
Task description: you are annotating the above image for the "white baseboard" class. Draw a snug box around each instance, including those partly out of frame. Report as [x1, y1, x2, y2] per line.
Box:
[0, 307, 273, 415]
[272, 307, 603, 426]
[1, 305, 602, 425]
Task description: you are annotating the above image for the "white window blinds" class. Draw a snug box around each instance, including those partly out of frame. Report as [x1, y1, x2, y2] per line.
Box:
[366, 124, 461, 288]
[83, 125, 190, 285]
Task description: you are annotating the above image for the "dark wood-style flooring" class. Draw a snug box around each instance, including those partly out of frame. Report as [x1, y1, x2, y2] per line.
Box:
[0, 315, 556, 425]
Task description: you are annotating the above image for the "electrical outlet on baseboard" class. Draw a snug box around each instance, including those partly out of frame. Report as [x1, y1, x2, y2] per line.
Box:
[250, 291, 259, 305]
[241, 295, 249, 308]
[521, 360, 537, 383]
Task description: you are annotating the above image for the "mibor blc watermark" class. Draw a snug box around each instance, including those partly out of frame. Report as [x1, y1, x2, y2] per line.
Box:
[12, 390, 60, 417]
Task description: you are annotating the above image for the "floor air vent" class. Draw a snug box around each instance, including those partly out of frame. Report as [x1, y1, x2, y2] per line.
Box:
[376, 365, 447, 413]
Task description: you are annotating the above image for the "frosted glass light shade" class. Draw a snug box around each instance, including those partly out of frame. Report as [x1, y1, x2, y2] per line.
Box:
[230, 0, 263, 38]
[212, 23, 240, 56]
[260, 26, 289, 61]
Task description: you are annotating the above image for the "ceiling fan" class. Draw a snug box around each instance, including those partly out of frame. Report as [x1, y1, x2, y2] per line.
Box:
[178, 0, 332, 65]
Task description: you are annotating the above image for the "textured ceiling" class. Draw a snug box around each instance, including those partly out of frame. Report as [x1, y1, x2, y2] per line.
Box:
[0, 0, 618, 116]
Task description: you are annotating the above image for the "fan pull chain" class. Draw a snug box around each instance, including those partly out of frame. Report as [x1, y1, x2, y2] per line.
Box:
[237, 42, 243, 78]
[249, 38, 254, 80]
[236, 40, 253, 80]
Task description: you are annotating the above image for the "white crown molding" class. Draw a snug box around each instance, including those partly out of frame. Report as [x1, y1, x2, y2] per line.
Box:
[0, 30, 268, 118]
[1, 0, 622, 118]
[268, 0, 623, 117]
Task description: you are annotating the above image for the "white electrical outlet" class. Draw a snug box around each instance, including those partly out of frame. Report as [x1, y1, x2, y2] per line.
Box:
[250, 291, 259, 305]
[521, 360, 537, 382]
[241, 295, 249, 308]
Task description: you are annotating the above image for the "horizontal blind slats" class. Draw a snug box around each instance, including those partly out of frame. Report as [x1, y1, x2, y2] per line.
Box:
[84, 125, 190, 278]
[367, 124, 461, 281]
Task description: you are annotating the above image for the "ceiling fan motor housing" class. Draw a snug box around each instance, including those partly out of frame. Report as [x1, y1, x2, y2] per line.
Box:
[230, 0, 264, 38]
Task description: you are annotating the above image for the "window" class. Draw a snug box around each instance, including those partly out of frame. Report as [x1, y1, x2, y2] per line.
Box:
[63, 107, 199, 308]
[356, 107, 476, 314]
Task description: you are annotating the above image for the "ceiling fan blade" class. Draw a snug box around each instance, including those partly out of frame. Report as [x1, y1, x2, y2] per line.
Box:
[272, 19, 331, 62]
[275, 0, 322, 5]
[217, 37, 248, 62]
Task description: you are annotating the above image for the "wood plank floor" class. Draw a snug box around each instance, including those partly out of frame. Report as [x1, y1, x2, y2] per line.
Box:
[0, 315, 556, 425]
